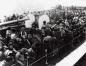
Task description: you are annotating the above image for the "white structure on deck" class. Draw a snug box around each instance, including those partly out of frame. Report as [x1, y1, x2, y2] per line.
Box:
[55, 41, 86, 66]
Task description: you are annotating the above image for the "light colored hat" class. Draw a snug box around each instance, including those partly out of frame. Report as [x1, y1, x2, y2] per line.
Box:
[11, 33, 16, 39]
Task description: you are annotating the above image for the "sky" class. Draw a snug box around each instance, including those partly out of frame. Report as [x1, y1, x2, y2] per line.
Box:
[0, 0, 86, 19]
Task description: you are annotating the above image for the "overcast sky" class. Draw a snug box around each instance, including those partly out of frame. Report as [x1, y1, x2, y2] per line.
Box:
[0, 0, 86, 18]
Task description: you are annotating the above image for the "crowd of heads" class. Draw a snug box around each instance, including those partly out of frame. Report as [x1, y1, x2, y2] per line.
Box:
[0, 8, 86, 65]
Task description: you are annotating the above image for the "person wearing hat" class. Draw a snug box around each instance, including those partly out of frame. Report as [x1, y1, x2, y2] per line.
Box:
[20, 27, 27, 39]
[41, 21, 47, 37]
[5, 27, 12, 46]
[8, 33, 20, 51]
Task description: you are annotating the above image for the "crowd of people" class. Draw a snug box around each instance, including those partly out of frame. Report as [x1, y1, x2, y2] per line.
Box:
[4, 14, 25, 22]
[0, 8, 86, 66]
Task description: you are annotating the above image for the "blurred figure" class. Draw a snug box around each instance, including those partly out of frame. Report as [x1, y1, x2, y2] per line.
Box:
[41, 21, 47, 37]
[0, 34, 5, 61]
[41, 21, 47, 29]
[20, 27, 27, 39]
